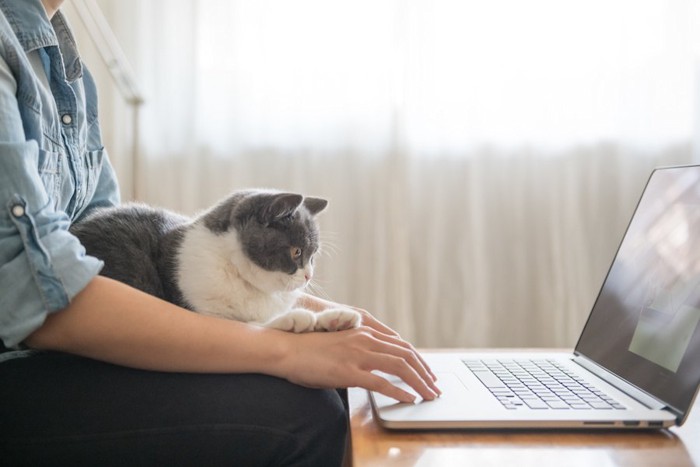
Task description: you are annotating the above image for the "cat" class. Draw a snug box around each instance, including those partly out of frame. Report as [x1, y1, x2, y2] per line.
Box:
[69, 189, 361, 333]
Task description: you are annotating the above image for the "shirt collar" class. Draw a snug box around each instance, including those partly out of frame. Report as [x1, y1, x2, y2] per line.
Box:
[0, 0, 82, 81]
[51, 11, 83, 82]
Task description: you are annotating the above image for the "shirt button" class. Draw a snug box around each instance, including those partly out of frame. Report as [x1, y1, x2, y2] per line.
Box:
[61, 114, 73, 125]
[11, 205, 25, 217]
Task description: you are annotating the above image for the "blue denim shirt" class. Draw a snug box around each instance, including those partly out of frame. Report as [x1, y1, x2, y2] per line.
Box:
[0, 0, 120, 351]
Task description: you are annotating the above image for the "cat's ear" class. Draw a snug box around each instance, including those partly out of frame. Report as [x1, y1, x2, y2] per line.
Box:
[303, 197, 328, 216]
[260, 193, 304, 223]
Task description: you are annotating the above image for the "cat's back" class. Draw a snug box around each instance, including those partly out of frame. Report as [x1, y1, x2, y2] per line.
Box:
[72, 203, 188, 247]
[70, 203, 190, 298]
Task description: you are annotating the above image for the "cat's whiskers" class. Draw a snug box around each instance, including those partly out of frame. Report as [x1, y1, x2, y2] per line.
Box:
[318, 233, 341, 259]
[305, 282, 332, 301]
[302, 273, 328, 297]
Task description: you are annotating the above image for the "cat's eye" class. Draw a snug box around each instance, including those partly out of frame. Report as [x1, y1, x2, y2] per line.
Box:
[291, 247, 302, 259]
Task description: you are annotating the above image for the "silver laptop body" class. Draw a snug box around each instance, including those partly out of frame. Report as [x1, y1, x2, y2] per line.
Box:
[371, 165, 700, 429]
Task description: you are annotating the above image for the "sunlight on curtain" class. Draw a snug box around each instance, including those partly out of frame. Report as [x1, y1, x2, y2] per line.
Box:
[129, 0, 696, 156]
[86, 0, 698, 347]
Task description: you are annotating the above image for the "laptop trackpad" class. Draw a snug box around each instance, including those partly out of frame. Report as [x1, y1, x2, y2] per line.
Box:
[372, 372, 469, 408]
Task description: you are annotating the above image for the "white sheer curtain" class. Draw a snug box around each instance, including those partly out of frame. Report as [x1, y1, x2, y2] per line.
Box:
[67, 0, 698, 347]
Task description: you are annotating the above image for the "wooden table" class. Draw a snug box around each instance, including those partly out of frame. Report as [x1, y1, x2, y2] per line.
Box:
[347, 351, 700, 467]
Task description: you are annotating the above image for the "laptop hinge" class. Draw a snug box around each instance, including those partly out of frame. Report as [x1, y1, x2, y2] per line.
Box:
[572, 355, 666, 410]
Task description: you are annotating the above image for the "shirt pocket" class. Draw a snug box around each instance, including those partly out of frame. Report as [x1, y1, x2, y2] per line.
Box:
[36, 148, 61, 209]
[83, 148, 105, 204]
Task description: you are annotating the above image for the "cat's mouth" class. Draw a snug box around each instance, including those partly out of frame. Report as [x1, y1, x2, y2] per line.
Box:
[285, 273, 310, 292]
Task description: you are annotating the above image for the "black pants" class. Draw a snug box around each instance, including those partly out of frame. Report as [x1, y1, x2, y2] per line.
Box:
[0, 351, 348, 467]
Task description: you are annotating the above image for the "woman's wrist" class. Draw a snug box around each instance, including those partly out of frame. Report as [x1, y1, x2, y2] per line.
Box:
[227, 321, 296, 378]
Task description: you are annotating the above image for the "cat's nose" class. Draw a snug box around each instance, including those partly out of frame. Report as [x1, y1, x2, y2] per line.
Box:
[304, 273, 312, 282]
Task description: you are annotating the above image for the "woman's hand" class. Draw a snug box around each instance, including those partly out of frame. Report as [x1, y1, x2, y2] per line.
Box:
[279, 326, 441, 403]
[285, 294, 441, 402]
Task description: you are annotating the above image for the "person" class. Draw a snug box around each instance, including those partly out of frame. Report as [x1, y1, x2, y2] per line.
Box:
[0, 0, 440, 465]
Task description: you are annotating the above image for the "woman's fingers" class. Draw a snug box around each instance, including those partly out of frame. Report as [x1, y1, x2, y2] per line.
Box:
[359, 330, 441, 400]
[371, 353, 439, 402]
[365, 327, 440, 392]
[312, 298, 433, 386]
[356, 308, 399, 336]
[280, 319, 441, 403]
[361, 371, 418, 404]
[355, 309, 439, 384]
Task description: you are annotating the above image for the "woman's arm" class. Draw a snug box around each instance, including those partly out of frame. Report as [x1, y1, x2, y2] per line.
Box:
[27, 276, 439, 403]
[25, 276, 286, 373]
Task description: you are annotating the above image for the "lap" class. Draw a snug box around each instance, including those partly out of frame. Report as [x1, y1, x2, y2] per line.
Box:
[0, 352, 348, 467]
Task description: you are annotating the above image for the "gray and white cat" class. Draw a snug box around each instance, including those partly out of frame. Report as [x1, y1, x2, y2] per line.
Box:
[70, 189, 361, 333]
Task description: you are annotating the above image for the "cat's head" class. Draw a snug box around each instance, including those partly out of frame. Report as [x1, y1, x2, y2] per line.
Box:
[203, 190, 328, 294]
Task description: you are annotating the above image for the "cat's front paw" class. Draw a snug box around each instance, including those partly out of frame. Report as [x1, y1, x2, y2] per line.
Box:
[315, 308, 362, 332]
[264, 309, 317, 333]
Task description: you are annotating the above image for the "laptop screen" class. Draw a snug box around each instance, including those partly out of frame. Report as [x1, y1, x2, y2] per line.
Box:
[576, 165, 700, 419]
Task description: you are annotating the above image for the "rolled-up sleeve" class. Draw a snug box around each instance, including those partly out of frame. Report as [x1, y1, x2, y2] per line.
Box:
[0, 57, 103, 348]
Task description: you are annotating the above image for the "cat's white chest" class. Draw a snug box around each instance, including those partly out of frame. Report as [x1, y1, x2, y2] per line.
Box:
[176, 224, 299, 323]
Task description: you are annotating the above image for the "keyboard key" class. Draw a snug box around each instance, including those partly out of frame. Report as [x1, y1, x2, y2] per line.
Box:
[570, 403, 592, 409]
[524, 399, 550, 409]
[472, 370, 507, 389]
[546, 400, 571, 409]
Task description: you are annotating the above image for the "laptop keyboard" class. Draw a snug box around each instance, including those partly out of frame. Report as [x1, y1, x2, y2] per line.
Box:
[463, 359, 626, 410]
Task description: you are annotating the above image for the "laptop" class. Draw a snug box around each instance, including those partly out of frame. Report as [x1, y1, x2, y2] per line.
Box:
[370, 164, 700, 430]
